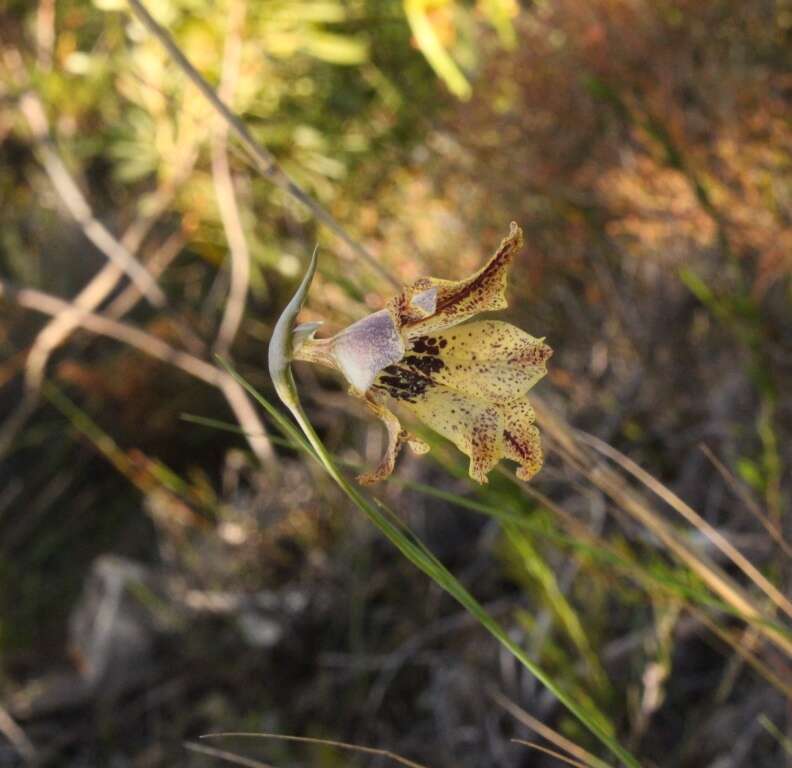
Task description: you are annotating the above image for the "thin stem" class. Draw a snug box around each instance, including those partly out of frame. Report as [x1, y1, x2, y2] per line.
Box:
[221, 362, 640, 768]
[125, 0, 400, 289]
[0, 278, 275, 465]
[18, 91, 166, 307]
[211, 0, 250, 356]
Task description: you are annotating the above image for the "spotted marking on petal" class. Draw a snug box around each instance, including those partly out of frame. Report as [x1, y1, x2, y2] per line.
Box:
[502, 398, 543, 481]
[393, 222, 524, 337]
[356, 390, 430, 485]
[374, 363, 437, 403]
[469, 406, 502, 483]
[406, 321, 551, 402]
[373, 367, 544, 483]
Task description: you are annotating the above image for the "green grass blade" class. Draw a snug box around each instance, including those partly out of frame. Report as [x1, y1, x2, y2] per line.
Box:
[217, 359, 639, 768]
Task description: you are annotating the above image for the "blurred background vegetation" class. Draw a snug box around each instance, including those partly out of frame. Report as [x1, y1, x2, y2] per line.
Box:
[0, 0, 791, 766]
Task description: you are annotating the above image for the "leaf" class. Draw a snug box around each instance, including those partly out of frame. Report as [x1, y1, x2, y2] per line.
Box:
[302, 31, 369, 65]
[267, 246, 319, 410]
[403, 0, 472, 100]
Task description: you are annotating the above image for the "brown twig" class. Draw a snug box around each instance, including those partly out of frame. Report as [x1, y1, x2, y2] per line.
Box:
[511, 740, 591, 768]
[201, 733, 431, 768]
[211, 0, 250, 357]
[184, 742, 275, 768]
[17, 91, 167, 307]
[0, 280, 218, 382]
[0, 278, 275, 465]
[579, 430, 792, 623]
[0, 163, 194, 457]
[105, 229, 188, 320]
[0, 705, 36, 764]
[489, 688, 604, 768]
[699, 443, 792, 559]
[124, 0, 400, 289]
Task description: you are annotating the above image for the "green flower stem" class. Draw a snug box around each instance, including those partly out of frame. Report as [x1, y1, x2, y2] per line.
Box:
[227, 357, 633, 768]
[247, 249, 642, 768]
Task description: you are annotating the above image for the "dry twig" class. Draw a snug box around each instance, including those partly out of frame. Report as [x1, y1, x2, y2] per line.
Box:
[211, 0, 250, 356]
[0, 278, 274, 465]
[580, 430, 792, 622]
[0, 705, 36, 764]
[125, 0, 400, 289]
[201, 733, 431, 768]
[17, 91, 166, 307]
[511, 740, 590, 768]
[0, 224, 190, 457]
[184, 742, 275, 768]
[489, 688, 604, 768]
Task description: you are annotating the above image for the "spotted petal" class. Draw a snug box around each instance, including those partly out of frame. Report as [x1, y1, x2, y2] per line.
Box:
[356, 391, 430, 485]
[390, 222, 523, 337]
[401, 321, 551, 402]
[373, 366, 543, 483]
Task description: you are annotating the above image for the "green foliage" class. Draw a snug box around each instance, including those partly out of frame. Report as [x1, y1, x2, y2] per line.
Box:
[260, 256, 638, 767]
[2, 1, 791, 765]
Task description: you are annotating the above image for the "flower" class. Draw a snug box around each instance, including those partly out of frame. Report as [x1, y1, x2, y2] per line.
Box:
[293, 222, 552, 485]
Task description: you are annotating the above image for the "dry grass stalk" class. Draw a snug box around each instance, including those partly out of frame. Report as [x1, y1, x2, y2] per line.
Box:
[0, 279, 275, 465]
[0, 705, 36, 764]
[184, 742, 275, 768]
[581, 431, 792, 622]
[211, 0, 250, 357]
[201, 733, 431, 768]
[689, 607, 792, 700]
[532, 397, 792, 660]
[699, 443, 792, 560]
[489, 688, 605, 768]
[512, 740, 591, 768]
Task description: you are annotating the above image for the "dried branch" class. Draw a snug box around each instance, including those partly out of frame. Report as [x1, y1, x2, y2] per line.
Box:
[0, 705, 36, 764]
[532, 396, 792, 659]
[184, 742, 275, 768]
[511, 741, 590, 768]
[0, 154, 195, 457]
[489, 688, 603, 768]
[18, 91, 167, 307]
[125, 0, 400, 289]
[201, 733, 431, 768]
[0, 280, 218, 383]
[0, 278, 275, 465]
[105, 229, 187, 319]
[211, 0, 250, 356]
[580, 430, 792, 622]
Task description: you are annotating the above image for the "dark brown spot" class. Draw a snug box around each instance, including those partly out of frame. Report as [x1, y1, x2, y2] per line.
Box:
[374, 363, 438, 403]
[504, 430, 535, 461]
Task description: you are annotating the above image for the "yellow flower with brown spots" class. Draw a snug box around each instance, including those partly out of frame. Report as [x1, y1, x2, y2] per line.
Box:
[294, 222, 552, 485]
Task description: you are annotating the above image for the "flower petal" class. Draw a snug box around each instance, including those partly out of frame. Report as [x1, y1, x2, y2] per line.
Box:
[330, 309, 405, 394]
[392, 222, 524, 337]
[357, 391, 430, 485]
[501, 398, 543, 481]
[401, 320, 552, 402]
[409, 287, 438, 316]
[373, 363, 544, 483]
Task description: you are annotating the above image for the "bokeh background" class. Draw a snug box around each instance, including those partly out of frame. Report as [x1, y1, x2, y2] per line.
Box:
[1, 1, 791, 766]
